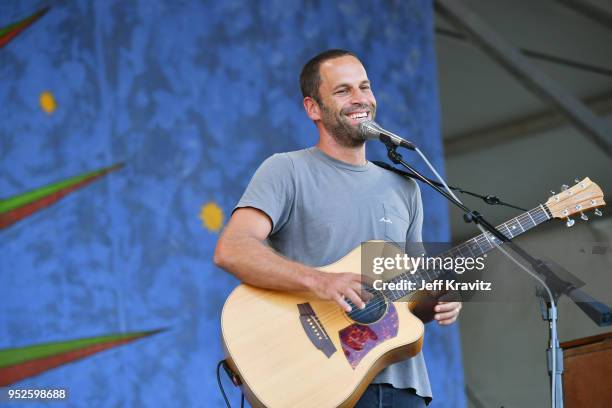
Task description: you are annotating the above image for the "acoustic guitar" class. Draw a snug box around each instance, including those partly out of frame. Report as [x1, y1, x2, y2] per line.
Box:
[221, 178, 605, 407]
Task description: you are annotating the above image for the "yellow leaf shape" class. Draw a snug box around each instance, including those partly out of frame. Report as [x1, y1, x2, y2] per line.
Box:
[199, 202, 224, 232]
[39, 91, 56, 114]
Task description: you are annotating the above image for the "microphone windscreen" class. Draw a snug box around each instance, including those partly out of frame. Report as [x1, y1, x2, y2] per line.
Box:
[358, 120, 382, 140]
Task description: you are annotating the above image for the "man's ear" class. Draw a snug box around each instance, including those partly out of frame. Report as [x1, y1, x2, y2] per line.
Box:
[303, 97, 321, 122]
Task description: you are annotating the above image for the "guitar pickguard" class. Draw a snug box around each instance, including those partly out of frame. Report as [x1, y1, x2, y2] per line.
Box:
[339, 303, 399, 369]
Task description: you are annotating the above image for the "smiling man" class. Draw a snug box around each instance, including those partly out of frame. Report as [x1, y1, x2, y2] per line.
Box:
[215, 49, 461, 407]
[303, 51, 377, 150]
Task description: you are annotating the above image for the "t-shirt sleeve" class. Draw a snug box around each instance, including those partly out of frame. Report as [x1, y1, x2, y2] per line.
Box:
[405, 180, 423, 243]
[234, 153, 295, 235]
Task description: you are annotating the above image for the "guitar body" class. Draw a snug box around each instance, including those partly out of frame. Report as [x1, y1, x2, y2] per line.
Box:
[221, 241, 424, 408]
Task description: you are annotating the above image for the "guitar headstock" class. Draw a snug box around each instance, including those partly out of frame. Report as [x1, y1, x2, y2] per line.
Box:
[545, 177, 606, 223]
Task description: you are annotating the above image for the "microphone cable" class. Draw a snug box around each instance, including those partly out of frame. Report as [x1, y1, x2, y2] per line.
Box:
[216, 360, 244, 408]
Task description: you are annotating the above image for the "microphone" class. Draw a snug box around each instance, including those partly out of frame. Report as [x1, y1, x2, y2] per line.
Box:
[358, 120, 416, 150]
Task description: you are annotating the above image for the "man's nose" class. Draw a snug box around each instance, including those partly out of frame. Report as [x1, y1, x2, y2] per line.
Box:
[350, 89, 370, 106]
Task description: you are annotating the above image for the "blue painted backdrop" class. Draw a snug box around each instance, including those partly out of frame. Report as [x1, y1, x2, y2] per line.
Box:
[0, 0, 464, 406]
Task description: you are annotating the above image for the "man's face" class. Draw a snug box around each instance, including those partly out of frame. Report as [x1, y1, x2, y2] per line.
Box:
[316, 56, 377, 147]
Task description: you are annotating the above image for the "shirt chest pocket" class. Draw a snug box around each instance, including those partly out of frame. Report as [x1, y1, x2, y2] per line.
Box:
[382, 203, 410, 244]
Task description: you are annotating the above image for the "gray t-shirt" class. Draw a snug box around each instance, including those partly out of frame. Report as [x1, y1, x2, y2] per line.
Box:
[235, 146, 432, 401]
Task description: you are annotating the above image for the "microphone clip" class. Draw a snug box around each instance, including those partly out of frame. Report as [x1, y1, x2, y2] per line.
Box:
[382, 138, 405, 166]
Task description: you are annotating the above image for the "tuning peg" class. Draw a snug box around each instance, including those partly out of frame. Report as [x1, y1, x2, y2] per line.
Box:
[594, 209, 603, 217]
[566, 217, 575, 227]
[574, 178, 581, 183]
[580, 212, 589, 221]
[550, 190, 556, 195]
[561, 184, 569, 191]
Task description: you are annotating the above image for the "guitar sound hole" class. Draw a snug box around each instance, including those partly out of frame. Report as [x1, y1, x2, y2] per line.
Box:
[346, 288, 388, 325]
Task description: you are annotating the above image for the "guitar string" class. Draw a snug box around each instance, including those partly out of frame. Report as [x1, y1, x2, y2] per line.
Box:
[314, 207, 551, 323]
[341, 194, 583, 321]
[317, 208, 550, 323]
[383, 209, 550, 305]
[315, 208, 549, 322]
[346, 209, 550, 319]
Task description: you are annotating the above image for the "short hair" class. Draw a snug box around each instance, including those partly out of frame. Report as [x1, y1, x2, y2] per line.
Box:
[299, 49, 359, 103]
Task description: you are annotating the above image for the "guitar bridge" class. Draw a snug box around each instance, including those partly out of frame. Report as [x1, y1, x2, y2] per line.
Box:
[297, 303, 336, 358]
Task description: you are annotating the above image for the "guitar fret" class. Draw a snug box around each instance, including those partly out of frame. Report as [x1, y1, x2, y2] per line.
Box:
[465, 242, 476, 257]
[457, 244, 471, 258]
[539, 204, 552, 220]
[468, 240, 481, 256]
[520, 213, 535, 229]
[477, 235, 493, 251]
[481, 233, 496, 248]
[505, 219, 517, 237]
[450, 248, 461, 259]
[473, 238, 486, 254]
[501, 223, 513, 239]
[527, 210, 536, 225]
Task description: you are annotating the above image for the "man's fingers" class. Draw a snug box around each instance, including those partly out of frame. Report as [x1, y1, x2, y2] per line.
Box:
[435, 301, 461, 325]
[350, 281, 373, 303]
[328, 273, 372, 311]
[434, 302, 462, 313]
[434, 310, 458, 321]
[334, 294, 353, 312]
[344, 288, 366, 309]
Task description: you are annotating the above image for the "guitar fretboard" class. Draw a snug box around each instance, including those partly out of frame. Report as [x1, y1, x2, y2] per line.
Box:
[382, 205, 551, 301]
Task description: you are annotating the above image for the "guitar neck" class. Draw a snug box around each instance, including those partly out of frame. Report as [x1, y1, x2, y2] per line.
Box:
[383, 204, 552, 301]
[447, 204, 551, 257]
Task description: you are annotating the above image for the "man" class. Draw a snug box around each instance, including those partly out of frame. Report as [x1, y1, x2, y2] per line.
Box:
[214, 49, 461, 407]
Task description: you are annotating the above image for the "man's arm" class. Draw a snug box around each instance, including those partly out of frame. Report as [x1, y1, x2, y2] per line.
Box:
[214, 207, 367, 312]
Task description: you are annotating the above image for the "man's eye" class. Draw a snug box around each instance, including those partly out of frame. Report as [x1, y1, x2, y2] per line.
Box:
[336, 89, 349, 95]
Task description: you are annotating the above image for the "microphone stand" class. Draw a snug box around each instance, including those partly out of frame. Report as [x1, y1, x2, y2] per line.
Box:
[379, 140, 610, 408]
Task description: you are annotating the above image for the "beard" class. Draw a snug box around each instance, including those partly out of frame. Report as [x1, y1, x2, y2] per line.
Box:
[319, 102, 376, 148]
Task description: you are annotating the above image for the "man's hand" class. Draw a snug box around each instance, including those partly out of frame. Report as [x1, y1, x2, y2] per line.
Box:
[309, 271, 369, 312]
[434, 301, 462, 325]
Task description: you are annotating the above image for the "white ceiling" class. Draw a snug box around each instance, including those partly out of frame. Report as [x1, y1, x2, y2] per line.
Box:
[433, 0, 612, 241]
